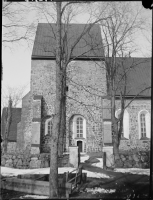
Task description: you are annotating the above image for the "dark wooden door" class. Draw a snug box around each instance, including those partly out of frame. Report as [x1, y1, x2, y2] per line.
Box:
[77, 141, 82, 153]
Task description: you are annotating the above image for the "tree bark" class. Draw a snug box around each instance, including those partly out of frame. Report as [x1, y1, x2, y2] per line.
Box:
[110, 57, 120, 161]
[58, 64, 66, 156]
[49, 2, 62, 198]
[111, 90, 120, 160]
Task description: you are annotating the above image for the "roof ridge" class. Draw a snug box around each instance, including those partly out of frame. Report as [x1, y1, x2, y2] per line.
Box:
[37, 22, 99, 26]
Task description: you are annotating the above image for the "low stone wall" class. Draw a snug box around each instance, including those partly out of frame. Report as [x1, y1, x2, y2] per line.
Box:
[115, 150, 150, 168]
[1, 153, 71, 169]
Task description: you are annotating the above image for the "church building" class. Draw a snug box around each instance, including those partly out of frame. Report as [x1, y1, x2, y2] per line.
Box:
[1, 23, 151, 155]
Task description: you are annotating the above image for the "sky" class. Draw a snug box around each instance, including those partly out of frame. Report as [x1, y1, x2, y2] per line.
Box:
[2, 2, 152, 103]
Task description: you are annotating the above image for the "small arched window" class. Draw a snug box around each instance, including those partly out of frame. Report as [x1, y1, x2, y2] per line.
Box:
[138, 110, 150, 139]
[115, 109, 129, 139]
[45, 118, 52, 135]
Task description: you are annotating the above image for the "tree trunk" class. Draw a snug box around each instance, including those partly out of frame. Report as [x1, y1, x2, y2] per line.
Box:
[111, 96, 120, 160]
[49, 115, 59, 197]
[110, 61, 120, 161]
[49, 2, 62, 198]
[58, 66, 66, 156]
[3, 97, 12, 154]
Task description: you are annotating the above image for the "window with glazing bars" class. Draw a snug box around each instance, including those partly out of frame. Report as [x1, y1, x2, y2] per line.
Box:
[48, 120, 52, 135]
[76, 117, 83, 137]
[140, 113, 146, 137]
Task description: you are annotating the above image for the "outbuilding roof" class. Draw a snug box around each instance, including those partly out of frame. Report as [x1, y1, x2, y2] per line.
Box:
[32, 23, 104, 59]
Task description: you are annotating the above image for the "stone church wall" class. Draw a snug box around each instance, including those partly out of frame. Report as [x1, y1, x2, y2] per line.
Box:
[116, 99, 151, 151]
[102, 98, 151, 151]
[31, 59, 107, 153]
[31, 60, 56, 153]
[7, 142, 17, 153]
[19, 59, 151, 154]
[66, 60, 106, 152]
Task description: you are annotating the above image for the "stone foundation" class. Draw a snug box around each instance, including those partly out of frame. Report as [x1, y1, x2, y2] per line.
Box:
[1, 153, 71, 169]
[115, 150, 150, 168]
[6, 142, 17, 153]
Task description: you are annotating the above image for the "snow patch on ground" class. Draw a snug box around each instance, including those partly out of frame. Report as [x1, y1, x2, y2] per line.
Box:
[1, 167, 75, 177]
[1, 166, 110, 179]
[19, 195, 49, 199]
[92, 158, 103, 168]
[80, 155, 89, 163]
[85, 187, 116, 194]
[114, 168, 150, 176]
[1, 165, 149, 181]
[82, 170, 110, 179]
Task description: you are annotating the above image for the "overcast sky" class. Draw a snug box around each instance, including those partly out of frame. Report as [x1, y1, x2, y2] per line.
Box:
[2, 2, 152, 98]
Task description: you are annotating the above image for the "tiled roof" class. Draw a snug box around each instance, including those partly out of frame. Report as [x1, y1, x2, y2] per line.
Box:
[1, 107, 21, 142]
[106, 57, 151, 97]
[32, 23, 104, 59]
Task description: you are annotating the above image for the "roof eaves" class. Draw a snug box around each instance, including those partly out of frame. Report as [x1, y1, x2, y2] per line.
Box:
[115, 95, 151, 99]
[31, 55, 105, 61]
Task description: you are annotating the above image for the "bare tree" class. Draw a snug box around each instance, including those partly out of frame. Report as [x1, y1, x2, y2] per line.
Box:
[1, 96, 12, 154]
[93, 2, 151, 161]
[1, 84, 28, 153]
[2, 1, 36, 49]
[46, 1, 110, 197]
[1, 84, 28, 110]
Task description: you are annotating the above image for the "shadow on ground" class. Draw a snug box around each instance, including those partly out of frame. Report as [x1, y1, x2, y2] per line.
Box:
[70, 162, 150, 199]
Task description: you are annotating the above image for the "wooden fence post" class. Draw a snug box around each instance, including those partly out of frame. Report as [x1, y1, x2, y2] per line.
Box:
[77, 165, 82, 184]
[103, 152, 107, 170]
[65, 172, 69, 182]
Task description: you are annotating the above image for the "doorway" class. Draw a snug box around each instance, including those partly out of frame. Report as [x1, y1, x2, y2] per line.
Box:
[77, 141, 83, 153]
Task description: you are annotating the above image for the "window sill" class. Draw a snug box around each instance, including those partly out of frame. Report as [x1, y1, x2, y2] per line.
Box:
[120, 137, 129, 140]
[140, 137, 150, 140]
[74, 137, 85, 140]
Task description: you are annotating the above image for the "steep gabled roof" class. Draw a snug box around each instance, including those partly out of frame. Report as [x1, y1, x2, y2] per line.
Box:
[106, 57, 151, 97]
[32, 23, 104, 59]
[1, 107, 21, 142]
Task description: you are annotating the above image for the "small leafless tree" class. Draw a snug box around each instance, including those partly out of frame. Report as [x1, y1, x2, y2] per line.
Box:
[1, 84, 28, 110]
[1, 84, 28, 153]
[1, 96, 12, 154]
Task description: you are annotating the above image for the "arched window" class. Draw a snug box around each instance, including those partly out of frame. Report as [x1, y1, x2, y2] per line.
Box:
[138, 110, 150, 139]
[115, 109, 129, 139]
[76, 117, 83, 138]
[72, 115, 86, 139]
[45, 118, 52, 135]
